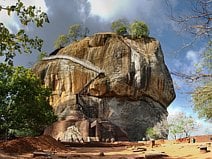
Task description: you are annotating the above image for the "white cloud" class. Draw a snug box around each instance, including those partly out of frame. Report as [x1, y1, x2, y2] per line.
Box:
[88, 0, 178, 33]
[88, 0, 129, 20]
[193, 118, 212, 136]
[184, 48, 204, 74]
[186, 50, 198, 64]
[168, 105, 184, 117]
[171, 48, 204, 77]
[0, 12, 19, 32]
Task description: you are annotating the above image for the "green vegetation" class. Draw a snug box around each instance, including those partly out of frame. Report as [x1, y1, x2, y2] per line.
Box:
[193, 81, 212, 120]
[130, 20, 149, 38]
[0, 0, 49, 65]
[111, 18, 129, 35]
[111, 19, 149, 38]
[54, 34, 70, 49]
[0, 1, 56, 139]
[146, 119, 168, 140]
[54, 24, 90, 48]
[146, 128, 157, 140]
[37, 51, 48, 61]
[192, 42, 212, 120]
[69, 24, 88, 41]
[0, 64, 57, 138]
[56, 19, 150, 48]
[168, 112, 197, 139]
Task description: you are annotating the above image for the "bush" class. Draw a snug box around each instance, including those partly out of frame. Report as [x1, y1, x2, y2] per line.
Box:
[130, 20, 149, 38]
[111, 19, 129, 35]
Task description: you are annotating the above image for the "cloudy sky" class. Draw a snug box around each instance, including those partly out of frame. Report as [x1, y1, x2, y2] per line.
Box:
[0, 0, 211, 136]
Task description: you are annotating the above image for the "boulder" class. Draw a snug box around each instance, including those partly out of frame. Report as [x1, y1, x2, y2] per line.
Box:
[33, 33, 175, 141]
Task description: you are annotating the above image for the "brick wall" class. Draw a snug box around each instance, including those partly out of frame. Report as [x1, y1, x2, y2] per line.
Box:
[193, 135, 212, 142]
[175, 135, 212, 143]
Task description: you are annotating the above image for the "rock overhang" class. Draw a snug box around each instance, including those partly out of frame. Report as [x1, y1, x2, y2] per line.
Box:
[33, 32, 175, 141]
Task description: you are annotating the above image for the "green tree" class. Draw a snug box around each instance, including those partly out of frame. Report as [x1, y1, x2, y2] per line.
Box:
[168, 112, 197, 139]
[111, 18, 129, 35]
[54, 24, 90, 48]
[68, 24, 82, 42]
[0, 0, 49, 65]
[146, 119, 168, 140]
[54, 34, 69, 49]
[0, 1, 56, 139]
[146, 128, 157, 140]
[130, 20, 149, 38]
[192, 42, 212, 120]
[37, 51, 48, 62]
[0, 64, 57, 138]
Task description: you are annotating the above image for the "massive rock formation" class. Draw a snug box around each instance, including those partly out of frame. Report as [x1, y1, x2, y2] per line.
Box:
[33, 33, 175, 141]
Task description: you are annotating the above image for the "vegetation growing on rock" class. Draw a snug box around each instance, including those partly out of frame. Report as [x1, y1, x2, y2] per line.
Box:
[111, 18, 129, 35]
[111, 19, 150, 38]
[54, 24, 90, 48]
[130, 20, 149, 38]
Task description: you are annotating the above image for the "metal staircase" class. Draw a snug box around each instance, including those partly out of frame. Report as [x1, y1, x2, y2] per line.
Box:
[76, 72, 105, 118]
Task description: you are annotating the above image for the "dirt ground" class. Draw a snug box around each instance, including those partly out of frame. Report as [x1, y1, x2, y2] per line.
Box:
[54, 142, 212, 159]
[0, 136, 211, 159]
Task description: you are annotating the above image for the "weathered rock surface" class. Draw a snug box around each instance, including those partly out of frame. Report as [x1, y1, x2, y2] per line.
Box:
[33, 32, 175, 141]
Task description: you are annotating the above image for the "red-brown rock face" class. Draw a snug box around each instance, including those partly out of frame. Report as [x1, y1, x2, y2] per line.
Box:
[33, 33, 175, 141]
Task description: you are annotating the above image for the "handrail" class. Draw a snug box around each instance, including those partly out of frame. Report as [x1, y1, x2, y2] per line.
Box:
[76, 72, 105, 118]
[42, 55, 104, 74]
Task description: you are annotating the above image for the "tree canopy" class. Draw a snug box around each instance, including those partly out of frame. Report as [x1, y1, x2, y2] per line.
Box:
[192, 42, 212, 120]
[111, 18, 129, 35]
[54, 24, 90, 48]
[0, 64, 57, 138]
[0, 1, 56, 138]
[168, 112, 197, 139]
[0, 0, 49, 65]
[130, 20, 149, 38]
[146, 119, 168, 140]
[54, 34, 70, 49]
[111, 19, 150, 38]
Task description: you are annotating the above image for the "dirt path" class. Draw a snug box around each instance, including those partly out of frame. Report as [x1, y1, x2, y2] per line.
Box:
[153, 142, 212, 159]
[0, 140, 211, 159]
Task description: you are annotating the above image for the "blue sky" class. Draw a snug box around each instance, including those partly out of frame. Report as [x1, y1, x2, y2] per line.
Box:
[0, 0, 211, 136]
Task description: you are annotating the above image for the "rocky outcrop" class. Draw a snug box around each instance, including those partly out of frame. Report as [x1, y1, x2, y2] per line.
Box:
[33, 32, 175, 141]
